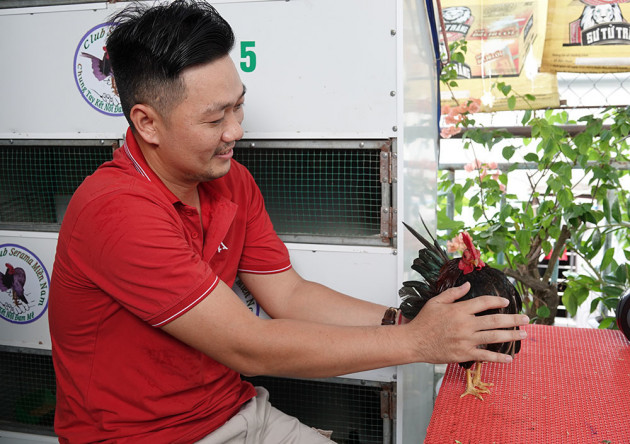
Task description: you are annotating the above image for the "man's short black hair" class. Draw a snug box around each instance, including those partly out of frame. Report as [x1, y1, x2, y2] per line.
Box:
[106, 0, 235, 126]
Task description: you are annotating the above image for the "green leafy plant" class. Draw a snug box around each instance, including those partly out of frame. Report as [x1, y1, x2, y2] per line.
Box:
[437, 42, 630, 326]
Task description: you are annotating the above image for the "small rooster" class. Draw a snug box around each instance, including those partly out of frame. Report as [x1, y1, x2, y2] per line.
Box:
[81, 46, 112, 81]
[399, 221, 522, 400]
[1, 263, 28, 308]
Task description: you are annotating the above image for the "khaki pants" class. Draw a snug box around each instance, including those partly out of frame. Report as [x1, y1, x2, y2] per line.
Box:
[195, 387, 334, 444]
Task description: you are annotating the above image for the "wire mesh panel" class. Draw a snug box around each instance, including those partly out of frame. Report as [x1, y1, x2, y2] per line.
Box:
[1, 139, 392, 245]
[243, 375, 392, 444]
[233, 140, 392, 246]
[0, 348, 55, 435]
[0, 349, 392, 441]
[558, 72, 630, 107]
[0, 141, 116, 231]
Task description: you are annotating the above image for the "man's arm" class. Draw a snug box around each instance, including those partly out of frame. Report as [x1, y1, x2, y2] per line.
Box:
[239, 268, 389, 326]
[161, 274, 528, 379]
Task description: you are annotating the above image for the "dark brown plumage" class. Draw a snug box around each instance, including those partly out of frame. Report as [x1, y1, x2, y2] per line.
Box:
[1, 262, 28, 307]
[399, 220, 522, 399]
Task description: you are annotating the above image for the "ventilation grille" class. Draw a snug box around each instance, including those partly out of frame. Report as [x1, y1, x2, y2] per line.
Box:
[0, 139, 394, 245]
[234, 140, 392, 245]
[0, 348, 393, 443]
[243, 375, 392, 444]
[0, 348, 56, 435]
[0, 142, 116, 231]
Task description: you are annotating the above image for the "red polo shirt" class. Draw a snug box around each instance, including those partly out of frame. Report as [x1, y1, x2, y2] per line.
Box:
[49, 128, 291, 443]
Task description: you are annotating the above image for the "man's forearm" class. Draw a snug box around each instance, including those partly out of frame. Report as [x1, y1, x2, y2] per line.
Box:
[240, 269, 389, 326]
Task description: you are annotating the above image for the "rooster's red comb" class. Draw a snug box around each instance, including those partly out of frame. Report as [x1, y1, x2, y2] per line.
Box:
[458, 232, 485, 274]
[461, 232, 475, 252]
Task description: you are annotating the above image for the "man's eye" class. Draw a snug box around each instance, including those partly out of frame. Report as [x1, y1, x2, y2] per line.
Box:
[207, 114, 225, 124]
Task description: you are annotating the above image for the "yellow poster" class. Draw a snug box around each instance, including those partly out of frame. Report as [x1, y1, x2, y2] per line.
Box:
[440, 0, 559, 111]
[541, 0, 630, 72]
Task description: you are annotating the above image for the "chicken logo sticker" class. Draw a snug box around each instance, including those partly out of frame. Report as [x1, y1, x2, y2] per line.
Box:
[74, 23, 123, 116]
[0, 245, 50, 324]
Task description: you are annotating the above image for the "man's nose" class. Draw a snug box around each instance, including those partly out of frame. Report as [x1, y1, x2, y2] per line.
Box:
[223, 113, 244, 142]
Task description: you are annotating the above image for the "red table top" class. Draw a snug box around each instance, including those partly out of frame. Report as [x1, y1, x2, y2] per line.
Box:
[425, 324, 630, 443]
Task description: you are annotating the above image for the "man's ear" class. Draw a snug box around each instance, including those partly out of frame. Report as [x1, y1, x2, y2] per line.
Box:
[129, 104, 162, 145]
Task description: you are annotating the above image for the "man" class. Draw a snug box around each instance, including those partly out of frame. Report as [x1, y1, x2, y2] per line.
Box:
[49, 1, 528, 442]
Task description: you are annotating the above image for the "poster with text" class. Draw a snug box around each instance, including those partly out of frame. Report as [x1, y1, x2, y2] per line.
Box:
[440, 0, 560, 111]
[541, 0, 630, 72]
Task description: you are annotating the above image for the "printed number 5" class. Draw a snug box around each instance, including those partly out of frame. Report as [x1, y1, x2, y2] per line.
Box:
[240, 41, 256, 73]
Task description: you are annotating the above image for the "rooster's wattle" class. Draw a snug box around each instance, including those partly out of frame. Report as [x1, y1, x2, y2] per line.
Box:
[399, 221, 522, 400]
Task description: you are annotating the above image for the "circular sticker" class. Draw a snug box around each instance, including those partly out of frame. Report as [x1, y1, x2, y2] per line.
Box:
[232, 277, 270, 319]
[74, 22, 123, 116]
[0, 244, 50, 324]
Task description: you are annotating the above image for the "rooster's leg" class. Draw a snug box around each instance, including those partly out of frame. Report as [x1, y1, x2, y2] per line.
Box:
[471, 362, 493, 392]
[460, 362, 492, 400]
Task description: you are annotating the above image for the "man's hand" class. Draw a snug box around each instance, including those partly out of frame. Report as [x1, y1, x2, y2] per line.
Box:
[404, 282, 529, 365]
[162, 276, 528, 379]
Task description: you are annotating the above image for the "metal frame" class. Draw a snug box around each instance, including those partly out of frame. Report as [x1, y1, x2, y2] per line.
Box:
[0, 345, 51, 356]
[0, 139, 119, 147]
[0, 0, 104, 8]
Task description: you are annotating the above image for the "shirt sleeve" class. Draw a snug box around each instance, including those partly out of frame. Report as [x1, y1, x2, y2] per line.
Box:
[235, 165, 292, 274]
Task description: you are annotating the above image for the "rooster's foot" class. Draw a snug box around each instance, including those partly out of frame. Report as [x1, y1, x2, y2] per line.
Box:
[461, 363, 492, 400]
[460, 385, 489, 400]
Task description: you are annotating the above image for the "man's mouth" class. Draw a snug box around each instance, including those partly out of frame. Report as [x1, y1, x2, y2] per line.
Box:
[215, 147, 234, 158]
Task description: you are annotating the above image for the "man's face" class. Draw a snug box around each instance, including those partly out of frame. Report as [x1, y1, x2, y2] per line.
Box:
[153, 55, 245, 186]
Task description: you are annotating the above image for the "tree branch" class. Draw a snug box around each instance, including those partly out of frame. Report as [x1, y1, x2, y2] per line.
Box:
[541, 224, 572, 285]
[525, 235, 543, 265]
[504, 268, 555, 293]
